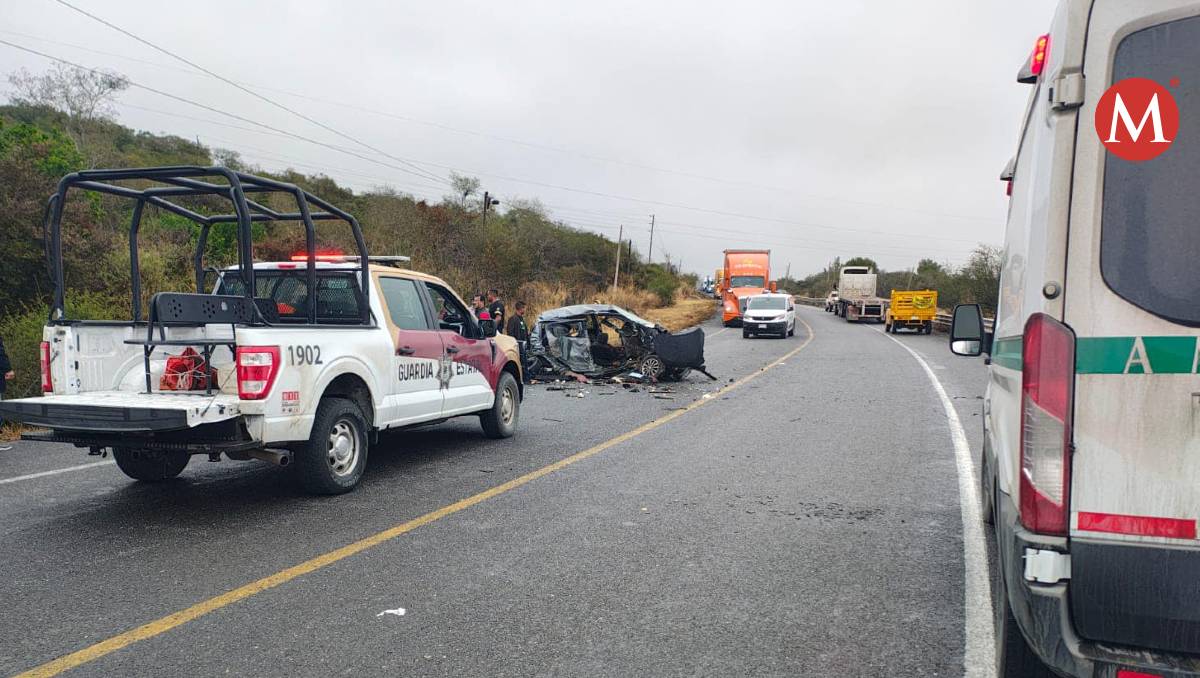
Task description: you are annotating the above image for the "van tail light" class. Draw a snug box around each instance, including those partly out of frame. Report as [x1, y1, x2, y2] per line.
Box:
[40, 341, 52, 393]
[1030, 34, 1050, 77]
[236, 346, 281, 400]
[1020, 313, 1075, 536]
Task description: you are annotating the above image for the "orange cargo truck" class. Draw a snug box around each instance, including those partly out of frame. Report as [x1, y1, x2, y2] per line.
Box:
[720, 249, 771, 326]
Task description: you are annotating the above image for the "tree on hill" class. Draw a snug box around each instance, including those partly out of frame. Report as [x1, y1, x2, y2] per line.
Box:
[843, 256, 878, 271]
[8, 64, 128, 164]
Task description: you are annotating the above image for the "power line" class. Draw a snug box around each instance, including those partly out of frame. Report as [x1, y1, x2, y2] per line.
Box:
[50, 0, 449, 187]
[6, 27, 1001, 225]
[0, 38, 452, 186]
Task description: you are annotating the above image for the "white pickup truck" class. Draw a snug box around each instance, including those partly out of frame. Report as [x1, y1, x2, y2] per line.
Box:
[0, 167, 523, 494]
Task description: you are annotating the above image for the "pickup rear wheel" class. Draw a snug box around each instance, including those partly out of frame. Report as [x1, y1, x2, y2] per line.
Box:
[113, 447, 190, 482]
[294, 397, 368, 495]
[481, 371, 520, 439]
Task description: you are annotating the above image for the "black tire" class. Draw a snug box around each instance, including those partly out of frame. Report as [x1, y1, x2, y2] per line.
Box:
[294, 397, 369, 495]
[639, 353, 667, 380]
[113, 447, 190, 482]
[742, 329, 751, 339]
[481, 371, 520, 439]
[980, 455, 995, 526]
[924, 321, 933, 335]
[996, 559, 1055, 677]
[788, 324, 795, 337]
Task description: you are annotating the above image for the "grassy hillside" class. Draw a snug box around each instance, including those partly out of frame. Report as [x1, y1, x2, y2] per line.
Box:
[0, 104, 697, 398]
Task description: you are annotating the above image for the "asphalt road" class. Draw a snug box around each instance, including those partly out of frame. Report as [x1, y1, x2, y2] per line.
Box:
[0, 305, 991, 677]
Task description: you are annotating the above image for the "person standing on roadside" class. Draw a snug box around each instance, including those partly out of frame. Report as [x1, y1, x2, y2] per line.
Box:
[506, 301, 531, 380]
[0, 336, 13, 428]
[506, 301, 529, 342]
[472, 294, 488, 320]
[487, 288, 506, 333]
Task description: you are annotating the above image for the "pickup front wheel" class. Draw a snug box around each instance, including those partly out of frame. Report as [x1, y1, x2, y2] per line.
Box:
[481, 371, 520, 439]
[294, 397, 368, 495]
[113, 447, 190, 482]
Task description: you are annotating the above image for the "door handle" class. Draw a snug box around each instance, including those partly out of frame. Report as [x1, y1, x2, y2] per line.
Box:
[396, 346, 415, 356]
[446, 346, 461, 354]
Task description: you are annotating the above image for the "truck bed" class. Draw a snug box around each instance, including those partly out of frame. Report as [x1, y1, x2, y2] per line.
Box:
[0, 391, 242, 432]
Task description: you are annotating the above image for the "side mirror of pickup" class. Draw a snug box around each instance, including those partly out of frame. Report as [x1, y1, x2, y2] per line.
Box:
[949, 303, 985, 357]
[478, 318, 498, 338]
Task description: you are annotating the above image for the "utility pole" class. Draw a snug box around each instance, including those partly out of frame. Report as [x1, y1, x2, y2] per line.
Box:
[647, 214, 655, 263]
[613, 224, 624, 288]
[481, 191, 500, 227]
[785, 262, 791, 280]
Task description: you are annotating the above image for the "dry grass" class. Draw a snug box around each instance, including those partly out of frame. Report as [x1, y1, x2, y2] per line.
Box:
[0, 422, 34, 443]
[641, 298, 718, 332]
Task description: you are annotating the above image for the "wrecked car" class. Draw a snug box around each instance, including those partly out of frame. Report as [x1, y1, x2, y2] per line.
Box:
[527, 304, 712, 381]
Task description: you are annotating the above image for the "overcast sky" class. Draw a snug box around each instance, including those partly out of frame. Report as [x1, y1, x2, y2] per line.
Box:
[0, 0, 1055, 277]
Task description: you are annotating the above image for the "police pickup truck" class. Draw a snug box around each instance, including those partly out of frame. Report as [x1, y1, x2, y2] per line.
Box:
[0, 167, 523, 494]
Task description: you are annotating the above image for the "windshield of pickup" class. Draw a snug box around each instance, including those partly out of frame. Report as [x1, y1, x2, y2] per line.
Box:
[747, 296, 786, 310]
[217, 271, 364, 323]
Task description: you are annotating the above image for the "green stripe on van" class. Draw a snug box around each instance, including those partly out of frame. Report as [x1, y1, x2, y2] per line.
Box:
[990, 335, 1200, 374]
[1077, 336, 1197, 374]
[991, 336, 1023, 370]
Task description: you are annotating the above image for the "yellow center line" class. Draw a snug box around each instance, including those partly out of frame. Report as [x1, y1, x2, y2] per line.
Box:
[17, 316, 815, 678]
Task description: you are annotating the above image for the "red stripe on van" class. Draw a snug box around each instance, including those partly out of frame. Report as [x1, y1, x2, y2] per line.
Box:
[1077, 511, 1197, 539]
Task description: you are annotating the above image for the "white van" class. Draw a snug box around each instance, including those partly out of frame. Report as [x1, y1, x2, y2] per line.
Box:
[950, 2, 1200, 676]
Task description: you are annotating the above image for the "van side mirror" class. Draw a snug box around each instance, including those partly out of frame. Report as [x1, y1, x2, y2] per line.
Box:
[479, 318, 497, 338]
[949, 303, 985, 356]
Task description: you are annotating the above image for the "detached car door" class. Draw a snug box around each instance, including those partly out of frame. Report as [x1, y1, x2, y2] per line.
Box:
[423, 283, 495, 415]
[377, 276, 444, 425]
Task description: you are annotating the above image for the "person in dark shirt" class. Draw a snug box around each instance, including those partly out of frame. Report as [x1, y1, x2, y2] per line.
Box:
[486, 288, 505, 332]
[506, 301, 529, 342]
[505, 301, 530, 380]
[0, 336, 12, 428]
[471, 294, 487, 319]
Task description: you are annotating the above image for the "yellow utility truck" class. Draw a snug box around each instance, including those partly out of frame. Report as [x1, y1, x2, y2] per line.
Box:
[884, 289, 937, 334]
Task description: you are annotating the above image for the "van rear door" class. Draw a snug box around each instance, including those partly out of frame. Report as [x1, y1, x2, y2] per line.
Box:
[1065, 1, 1200, 654]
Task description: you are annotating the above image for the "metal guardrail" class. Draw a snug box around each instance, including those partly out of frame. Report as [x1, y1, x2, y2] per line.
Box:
[797, 297, 994, 334]
[932, 312, 995, 334]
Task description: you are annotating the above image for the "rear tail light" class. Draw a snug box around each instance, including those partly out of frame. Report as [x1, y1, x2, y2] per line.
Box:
[1020, 313, 1075, 536]
[236, 346, 281, 400]
[40, 341, 52, 393]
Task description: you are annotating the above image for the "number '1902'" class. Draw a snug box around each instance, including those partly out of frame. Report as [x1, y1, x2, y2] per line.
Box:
[288, 345, 323, 365]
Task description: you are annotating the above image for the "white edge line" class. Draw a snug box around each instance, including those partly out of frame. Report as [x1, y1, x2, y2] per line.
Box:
[0, 460, 115, 485]
[876, 328, 995, 678]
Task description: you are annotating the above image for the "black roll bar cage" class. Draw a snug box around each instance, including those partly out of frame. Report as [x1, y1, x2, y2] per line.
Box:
[41, 165, 371, 326]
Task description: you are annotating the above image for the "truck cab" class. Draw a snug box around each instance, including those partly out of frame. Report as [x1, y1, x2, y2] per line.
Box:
[720, 249, 772, 326]
[950, 3, 1200, 675]
[0, 168, 523, 495]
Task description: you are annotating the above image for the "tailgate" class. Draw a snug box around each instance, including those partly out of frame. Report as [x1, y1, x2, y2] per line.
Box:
[1065, 2, 1200, 654]
[0, 391, 242, 432]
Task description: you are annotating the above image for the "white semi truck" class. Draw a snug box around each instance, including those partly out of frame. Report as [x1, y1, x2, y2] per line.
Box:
[833, 266, 886, 323]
